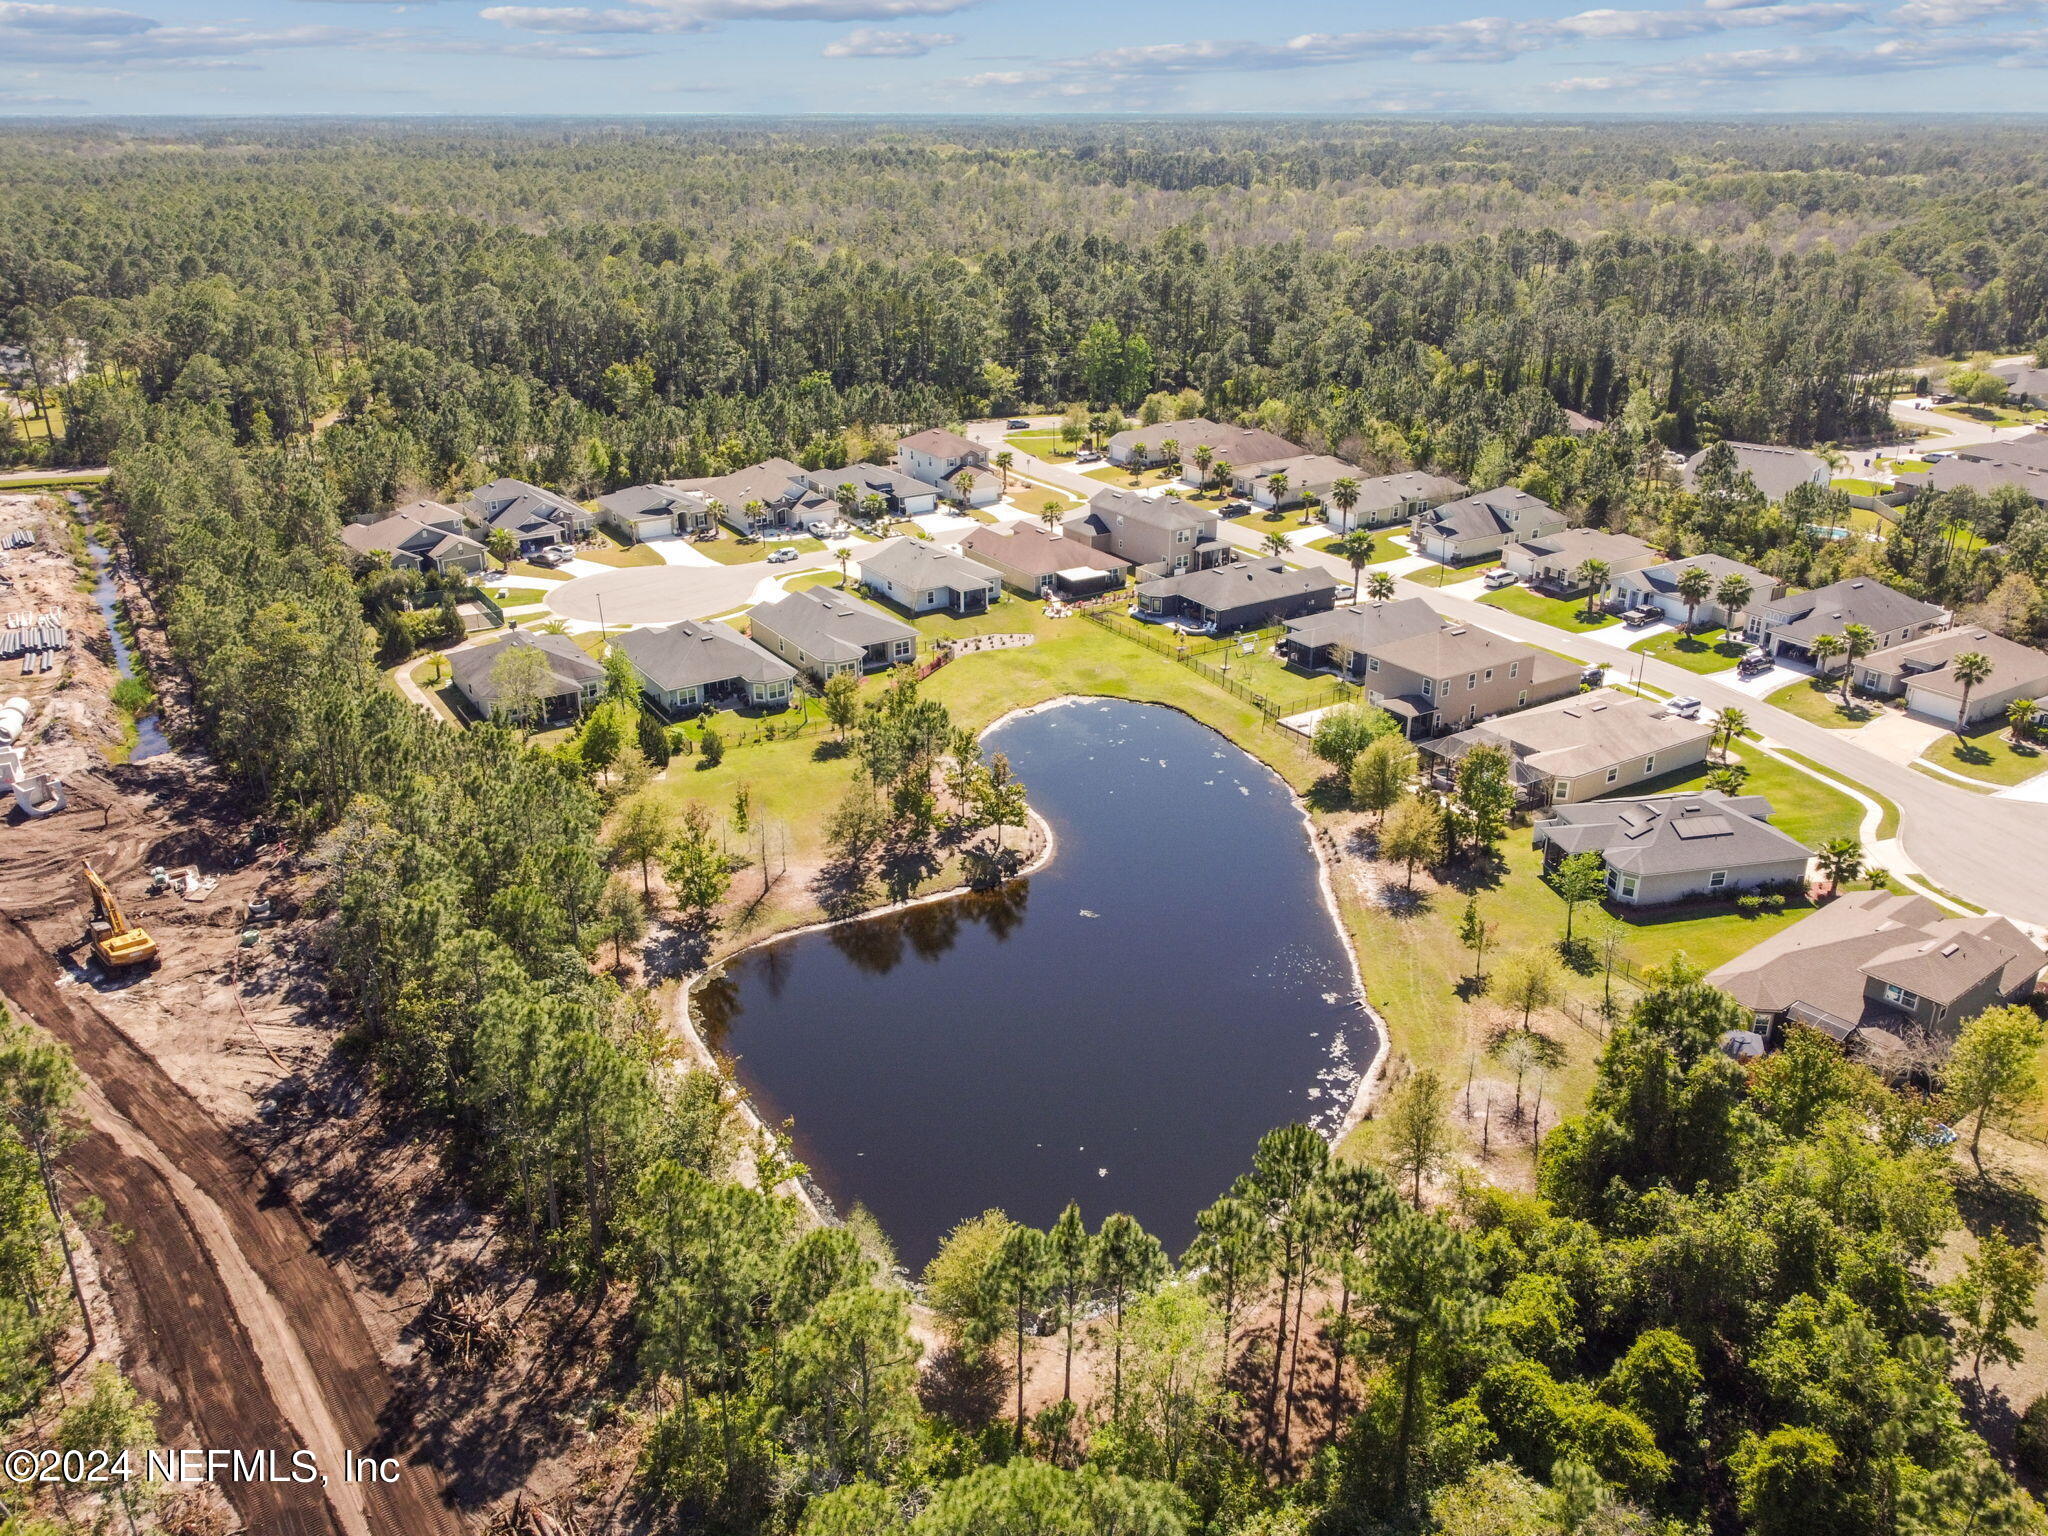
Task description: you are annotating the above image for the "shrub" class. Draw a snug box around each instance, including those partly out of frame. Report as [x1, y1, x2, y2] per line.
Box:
[699, 728, 725, 768]
[2019, 1394, 2048, 1479]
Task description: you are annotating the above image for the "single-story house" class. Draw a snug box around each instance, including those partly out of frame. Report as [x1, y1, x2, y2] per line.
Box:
[595, 484, 715, 544]
[614, 620, 796, 714]
[465, 478, 592, 539]
[748, 586, 919, 682]
[449, 631, 603, 724]
[340, 501, 488, 575]
[1992, 361, 2048, 408]
[1136, 558, 1337, 635]
[957, 523, 1131, 598]
[1418, 688, 1715, 805]
[1106, 418, 1304, 471]
[1743, 577, 1948, 663]
[805, 462, 940, 519]
[1063, 490, 1227, 574]
[1347, 619, 1580, 738]
[1855, 625, 2048, 727]
[1707, 890, 2045, 1041]
[1681, 442, 1830, 504]
[475, 501, 573, 558]
[1281, 597, 1444, 680]
[1894, 436, 2048, 508]
[1562, 409, 1605, 436]
[896, 429, 1000, 506]
[1533, 790, 1812, 906]
[1230, 454, 1360, 510]
[1409, 488, 1566, 564]
[857, 537, 1002, 615]
[1605, 554, 1783, 628]
[1500, 527, 1660, 593]
[1317, 471, 1468, 534]
[667, 459, 840, 536]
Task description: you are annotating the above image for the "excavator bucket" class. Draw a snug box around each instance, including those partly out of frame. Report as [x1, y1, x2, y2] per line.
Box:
[82, 861, 158, 971]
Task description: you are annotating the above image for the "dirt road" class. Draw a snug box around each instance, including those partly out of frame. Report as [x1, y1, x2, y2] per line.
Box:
[0, 774, 466, 1536]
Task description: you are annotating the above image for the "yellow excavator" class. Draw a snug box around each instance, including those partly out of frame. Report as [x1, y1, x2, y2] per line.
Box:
[82, 862, 158, 971]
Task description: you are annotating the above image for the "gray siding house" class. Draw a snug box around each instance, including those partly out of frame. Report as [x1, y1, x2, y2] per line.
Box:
[856, 537, 1002, 615]
[1106, 418, 1302, 471]
[1532, 791, 1811, 906]
[1410, 487, 1566, 564]
[1680, 442, 1829, 504]
[1499, 527, 1660, 592]
[614, 620, 797, 714]
[1063, 490, 1227, 574]
[1856, 625, 2048, 726]
[1318, 471, 1468, 533]
[1418, 688, 1714, 804]
[596, 484, 715, 543]
[1136, 558, 1337, 634]
[449, 631, 602, 724]
[340, 501, 488, 575]
[1316, 615, 1580, 738]
[1605, 554, 1783, 628]
[748, 587, 918, 681]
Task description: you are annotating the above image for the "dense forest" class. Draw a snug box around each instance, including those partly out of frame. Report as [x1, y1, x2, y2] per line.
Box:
[4, 119, 2048, 1535]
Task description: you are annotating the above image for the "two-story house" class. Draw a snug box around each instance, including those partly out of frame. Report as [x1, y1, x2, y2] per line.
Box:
[1062, 490, 1226, 575]
[896, 429, 1000, 507]
[1310, 615, 1580, 738]
[747, 587, 919, 682]
[339, 500, 488, 575]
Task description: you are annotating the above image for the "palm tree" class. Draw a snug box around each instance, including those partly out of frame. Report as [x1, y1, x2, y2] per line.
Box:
[1951, 650, 1995, 737]
[1262, 530, 1292, 558]
[1330, 476, 1361, 531]
[1809, 631, 1846, 684]
[2008, 696, 2039, 746]
[1838, 622, 1876, 708]
[1159, 438, 1180, 480]
[835, 481, 857, 522]
[1366, 572, 1396, 605]
[1716, 573, 1754, 641]
[952, 468, 977, 507]
[1193, 442, 1214, 490]
[1211, 458, 1234, 496]
[1816, 836, 1863, 896]
[1572, 557, 1610, 621]
[1674, 563, 1714, 636]
[1714, 706, 1749, 761]
[1265, 470, 1291, 512]
[861, 492, 886, 525]
[741, 498, 763, 536]
[836, 547, 851, 589]
[1332, 530, 1377, 603]
[1040, 498, 1064, 532]
[993, 450, 1014, 490]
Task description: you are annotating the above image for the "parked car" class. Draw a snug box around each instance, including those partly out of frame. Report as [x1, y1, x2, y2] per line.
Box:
[1737, 648, 1774, 678]
[1667, 696, 1702, 719]
[1482, 568, 1517, 589]
[766, 546, 799, 564]
[527, 549, 561, 568]
[1007, 418, 1030, 429]
[1334, 583, 1356, 601]
[1623, 607, 1661, 628]
[1075, 450, 1103, 463]
[1222, 500, 1251, 515]
[1580, 663, 1606, 686]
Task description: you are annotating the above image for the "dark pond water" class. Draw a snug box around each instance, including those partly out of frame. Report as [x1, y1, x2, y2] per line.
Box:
[68, 491, 166, 760]
[696, 697, 1372, 1270]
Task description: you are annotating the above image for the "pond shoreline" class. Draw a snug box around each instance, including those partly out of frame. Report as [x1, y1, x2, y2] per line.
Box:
[665, 690, 1390, 1239]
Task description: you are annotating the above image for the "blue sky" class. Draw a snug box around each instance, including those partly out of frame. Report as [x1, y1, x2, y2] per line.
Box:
[1, 0, 2045, 114]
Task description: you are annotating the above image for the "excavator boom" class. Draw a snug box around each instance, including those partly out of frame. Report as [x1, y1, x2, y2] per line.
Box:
[82, 861, 158, 970]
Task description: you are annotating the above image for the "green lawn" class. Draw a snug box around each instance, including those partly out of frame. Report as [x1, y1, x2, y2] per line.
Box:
[1919, 723, 2047, 787]
[782, 569, 848, 595]
[1765, 676, 1881, 729]
[1831, 477, 1885, 496]
[1004, 428, 1079, 461]
[1630, 625, 1748, 674]
[576, 536, 666, 569]
[507, 560, 571, 582]
[1084, 464, 1184, 490]
[1227, 505, 1323, 534]
[1478, 585, 1620, 633]
[1307, 533, 1408, 564]
[482, 586, 549, 607]
[1616, 744, 1863, 846]
[697, 535, 827, 566]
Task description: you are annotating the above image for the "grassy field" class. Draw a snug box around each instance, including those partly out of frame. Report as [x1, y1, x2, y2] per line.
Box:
[1307, 533, 1408, 564]
[1478, 585, 1620, 633]
[1004, 428, 1078, 461]
[1765, 676, 1880, 729]
[1229, 505, 1324, 534]
[697, 534, 827, 566]
[1920, 723, 2047, 787]
[506, 560, 571, 582]
[1630, 624, 1747, 674]
[1085, 464, 1183, 490]
[577, 534, 667, 569]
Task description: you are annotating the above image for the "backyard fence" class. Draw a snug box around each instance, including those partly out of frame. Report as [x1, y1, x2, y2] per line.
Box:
[1082, 608, 1353, 722]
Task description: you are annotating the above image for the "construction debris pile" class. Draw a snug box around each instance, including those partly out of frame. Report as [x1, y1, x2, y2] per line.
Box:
[3, 610, 70, 675]
[3, 526, 34, 550]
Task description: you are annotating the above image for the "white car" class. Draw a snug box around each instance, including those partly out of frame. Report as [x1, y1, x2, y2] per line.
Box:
[1482, 568, 1517, 589]
[766, 546, 799, 564]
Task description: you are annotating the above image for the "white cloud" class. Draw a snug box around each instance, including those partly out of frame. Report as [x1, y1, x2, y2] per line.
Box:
[1890, 0, 2042, 23]
[1551, 30, 2046, 92]
[484, 0, 976, 31]
[0, 1, 152, 33]
[478, 4, 703, 30]
[822, 23, 955, 53]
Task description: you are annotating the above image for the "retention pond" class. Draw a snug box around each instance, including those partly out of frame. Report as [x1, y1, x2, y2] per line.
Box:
[697, 697, 1373, 1269]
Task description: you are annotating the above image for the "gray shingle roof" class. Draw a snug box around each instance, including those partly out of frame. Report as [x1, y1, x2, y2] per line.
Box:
[748, 586, 917, 666]
[1508, 526, 1659, 571]
[615, 620, 795, 693]
[1621, 552, 1774, 598]
[1681, 442, 1828, 503]
[1755, 578, 1947, 647]
[958, 523, 1130, 579]
[857, 536, 1000, 594]
[667, 458, 811, 513]
[896, 428, 985, 462]
[1421, 688, 1714, 781]
[1138, 557, 1336, 609]
[1861, 625, 2048, 700]
[449, 631, 601, 707]
[1108, 418, 1303, 465]
[1417, 487, 1559, 542]
[1283, 596, 1444, 652]
[1536, 790, 1810, 877]
[1342, 471, 1469, 512]
[598, 484, 708, 522]
[1081, 488, 1215, 533]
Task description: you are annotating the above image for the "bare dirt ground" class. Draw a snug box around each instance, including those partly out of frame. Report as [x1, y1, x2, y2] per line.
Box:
[0, 491, 129, 777]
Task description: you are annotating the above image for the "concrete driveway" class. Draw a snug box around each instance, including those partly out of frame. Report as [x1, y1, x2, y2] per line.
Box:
[1852, 710, 1951, 767]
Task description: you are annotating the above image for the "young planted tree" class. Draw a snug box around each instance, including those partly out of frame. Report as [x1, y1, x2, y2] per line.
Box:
[1452, 744, 1515, 860]
[1816, 836, 1863, 895]
[1193, 443, 1214, 489]
[1380, 1068, 1453, 1205]
[835, 546, 851, 588]
[1673, 564, 1715, 635]
[1458, 897, 1495, 987]
[1548, 850, 1608, 942]
[1494, 948, 1560, 1031]
[1091, 1213, 1169, 1420]
[1381, 795, 1445, 890]
[1942, 1230, 2043, 1381]
[1951, 650, 1995, 737]
[606, 795, 670, 895]
[823, 671, 861, 737]
[1266, 470, 1290, 509]
[994, 449, 1014, 489]
[1945, 1004, 2046, 1174]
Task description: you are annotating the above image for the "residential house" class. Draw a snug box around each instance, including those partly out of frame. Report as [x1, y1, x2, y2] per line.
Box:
[1136, 558, 1337, 635]
[465, 478, 592, 542]
[1681, 442, 1830, 504]
[1106, 418, 1303, 472]
[1992, 361, 2048, 407]
[1280, 597, 1444, 679]
[1895, 435, 2048, 508]
[895, 429, 1000, 506]
[1409, 487, 1566, 564]
[1417, 688, 1715, 804]
[1605, 553, 1783, 628]
[449, 631, 602, 724]
[1500, 527, 1660, 592]
[856, 537, 1002, 615]
[1707, 889, 2045, 1042]
[339, 501, 488, 575]
[1317, 471, 1468, 534]
[1855, 625, 2048, 727]
[957, 523, 1131, 598]
[1063, 490, 1227, 574]
[1533, 791, 1812, 906]
[804, 462, 939, 519]
[595, 484, 715, 544]
[666, 459, 836, 536]
[1743, 577, 1949, 663]
[748, 587, 919, 682]
[1562, 409, 1605, 436]
[614, 620, 796, 714]
[1230, 453, 1359, 510]
[1340, 618, 1580, 738]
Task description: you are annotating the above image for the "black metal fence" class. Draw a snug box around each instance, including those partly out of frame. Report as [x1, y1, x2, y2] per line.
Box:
[1083, 609, 1352, 721]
